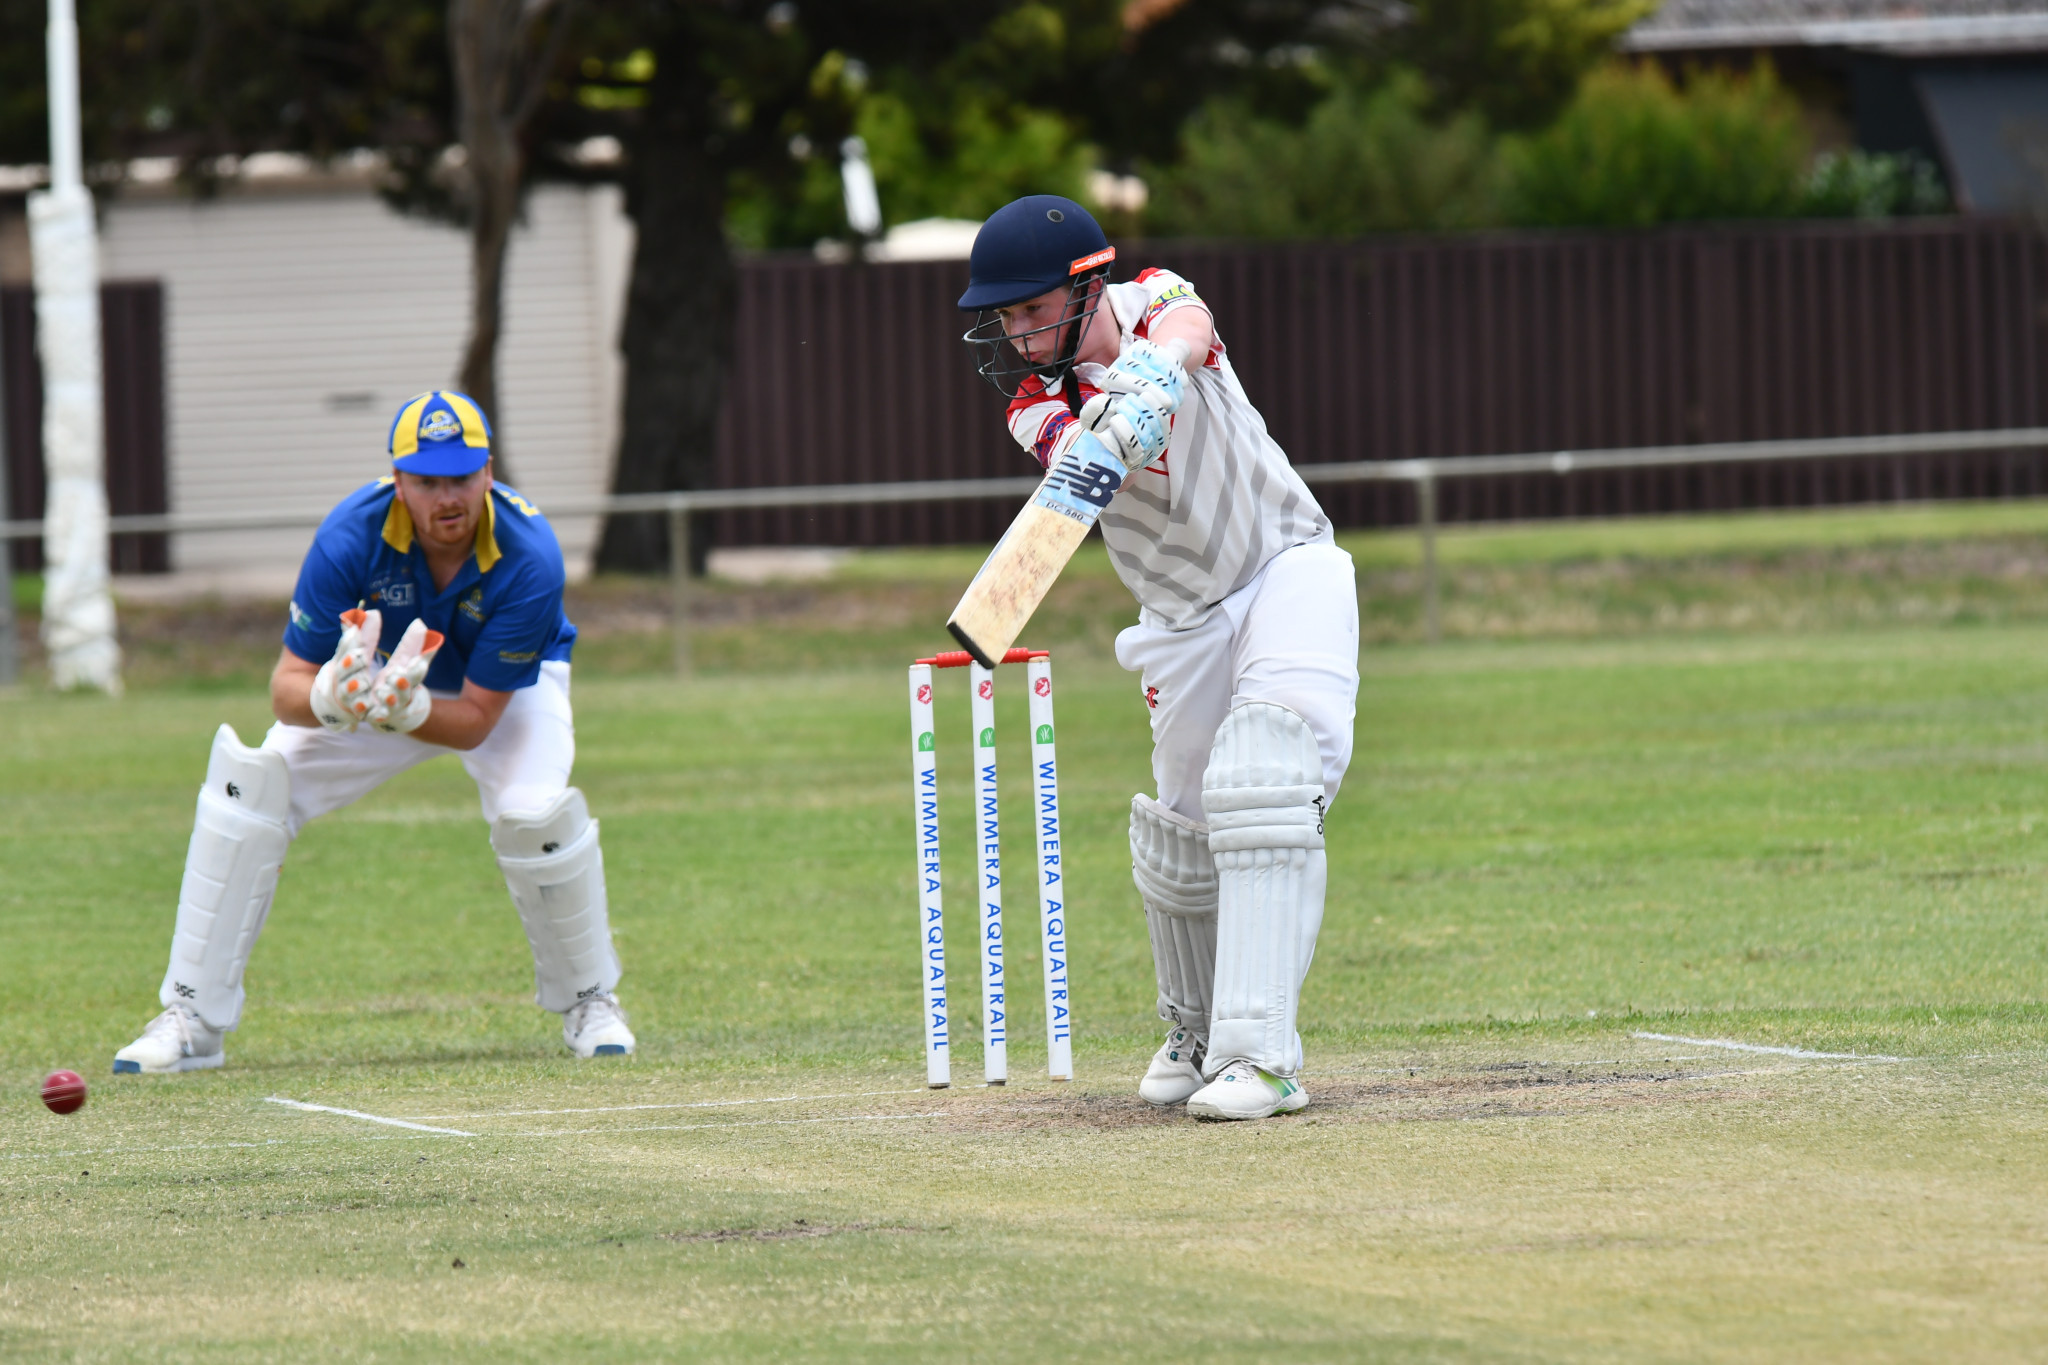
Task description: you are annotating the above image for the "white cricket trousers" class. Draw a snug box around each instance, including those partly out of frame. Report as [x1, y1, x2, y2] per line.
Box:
[263, 661, 576, 836]
[1114, 542, 1360, 820]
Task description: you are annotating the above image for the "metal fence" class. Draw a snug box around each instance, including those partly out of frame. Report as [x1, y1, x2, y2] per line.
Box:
[6, 424, 2046, 687]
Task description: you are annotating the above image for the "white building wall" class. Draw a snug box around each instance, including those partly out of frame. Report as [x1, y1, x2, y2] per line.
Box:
[100, 180, 630, 585]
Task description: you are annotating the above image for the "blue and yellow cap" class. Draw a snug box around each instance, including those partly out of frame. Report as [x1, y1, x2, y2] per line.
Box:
[388, 391, 492, 476]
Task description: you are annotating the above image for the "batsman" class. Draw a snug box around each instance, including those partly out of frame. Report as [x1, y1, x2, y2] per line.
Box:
[956, 197, 1358, 1120]
[112, 391, 634, 1073]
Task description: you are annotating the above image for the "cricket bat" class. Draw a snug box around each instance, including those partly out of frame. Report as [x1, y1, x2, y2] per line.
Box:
[947, 341, 1186, 668]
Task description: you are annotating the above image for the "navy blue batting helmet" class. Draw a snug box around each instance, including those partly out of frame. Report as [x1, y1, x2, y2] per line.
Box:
[957, 196, 1114, 311]
[959, 196, 1116, 400]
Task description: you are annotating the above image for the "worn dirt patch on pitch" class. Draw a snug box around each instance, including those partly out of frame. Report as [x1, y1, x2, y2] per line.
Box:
[926, 1062, 1751, 1134]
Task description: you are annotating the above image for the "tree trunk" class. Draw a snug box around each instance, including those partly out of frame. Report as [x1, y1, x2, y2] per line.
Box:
[595, 20, 733, 576]
[449, 0, 571, 486]
[456, 137, 518, 480]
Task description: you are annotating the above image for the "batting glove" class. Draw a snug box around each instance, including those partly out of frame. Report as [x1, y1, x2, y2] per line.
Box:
[365, 617, 445, 734]
[1108, 336, 1190, 405]
[1080, 337, 1190, 472]
[309, 608, 384, 733]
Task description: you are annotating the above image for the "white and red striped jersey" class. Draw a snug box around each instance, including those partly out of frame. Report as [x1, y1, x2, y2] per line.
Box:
[1004, 268, 1331, 631]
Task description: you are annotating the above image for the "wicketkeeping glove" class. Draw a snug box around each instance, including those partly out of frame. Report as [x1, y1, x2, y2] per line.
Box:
[308, 608, 384, 733]
[364, 617, 446, 734]
[1079, 337, 1189, 472]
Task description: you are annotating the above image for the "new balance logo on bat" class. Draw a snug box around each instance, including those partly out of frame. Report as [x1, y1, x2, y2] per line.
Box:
[1046, 454, 1122, 508]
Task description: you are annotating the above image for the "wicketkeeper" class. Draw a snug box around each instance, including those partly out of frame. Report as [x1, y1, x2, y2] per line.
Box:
[113, 391, 634, 1073]
[960, 197, 1358, 1119]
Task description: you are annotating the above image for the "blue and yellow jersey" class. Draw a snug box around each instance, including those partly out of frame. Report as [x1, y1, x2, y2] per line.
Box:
[283, 479, 576, 693]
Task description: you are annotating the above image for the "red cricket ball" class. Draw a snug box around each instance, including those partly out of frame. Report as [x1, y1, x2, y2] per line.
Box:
[41, 1071, 87, 1115]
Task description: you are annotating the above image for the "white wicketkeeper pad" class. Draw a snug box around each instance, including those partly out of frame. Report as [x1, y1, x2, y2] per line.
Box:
[490, 788, 621, 1013]
[1202, 702, 1327, 1078]
[160, 725, 292, 1031]
[1130, 794, 1219, 1040]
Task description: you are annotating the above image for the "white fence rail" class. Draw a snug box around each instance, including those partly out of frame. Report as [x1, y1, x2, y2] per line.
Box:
[4, 425, 2048, 684]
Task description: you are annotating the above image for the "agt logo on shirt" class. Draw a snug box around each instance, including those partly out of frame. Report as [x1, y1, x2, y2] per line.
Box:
[288, 599, 314, 632]
[368, 576, 416, 608]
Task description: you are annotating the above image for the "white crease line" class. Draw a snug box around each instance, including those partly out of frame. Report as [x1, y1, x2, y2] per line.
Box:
[264, 1096, 477, 1136]
[1631, 1031, 1904, 1062]
[405, 1088, 925, 1122]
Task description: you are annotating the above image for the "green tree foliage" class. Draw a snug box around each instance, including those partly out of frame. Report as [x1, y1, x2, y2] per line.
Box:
[1802, 149, 1951, 218]
[1503, 62, 1812, 226]
[1398, 0, 1658, 131]
[720, 6, 1099, 250]
[1143, 72, 1501, 237]
[728, 86, 1091, 248]
[1134, 0, 1653, 238]
[0, 0, 449, 192]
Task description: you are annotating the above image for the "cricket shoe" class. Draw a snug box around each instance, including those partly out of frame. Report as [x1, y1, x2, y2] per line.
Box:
[1185, 1057, 1309, 1121]
[1138, 1024, 1207, 1107]
[563, 992, 635, 1058]
[112, 1005, 225, 1075]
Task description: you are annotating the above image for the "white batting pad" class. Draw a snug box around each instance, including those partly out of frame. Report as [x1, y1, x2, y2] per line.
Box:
[1130, 794, 1219, 1039]
[491, 787, 622, 1013]
[1202, 702, 1327, 1077]
[160, 725, 293, 1031]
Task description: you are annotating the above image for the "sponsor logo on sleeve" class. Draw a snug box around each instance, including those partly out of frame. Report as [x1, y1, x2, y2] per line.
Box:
[498, 649, 539, 664]
[1142, 282, 1197, 325]
[288, 599, 313, 632]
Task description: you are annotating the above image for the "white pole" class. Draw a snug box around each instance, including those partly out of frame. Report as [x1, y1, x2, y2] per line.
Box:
[30, 0, 121, 693]
[46, 0, 81, 193]
[908, 664, 949, 1088]
[969, 662, 1007, 1085]
[1026, 654, 1072, 1080]
[840, 136, 882, 240]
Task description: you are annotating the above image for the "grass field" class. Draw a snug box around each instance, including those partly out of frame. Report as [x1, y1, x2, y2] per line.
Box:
[6, 503, 2048, 1360]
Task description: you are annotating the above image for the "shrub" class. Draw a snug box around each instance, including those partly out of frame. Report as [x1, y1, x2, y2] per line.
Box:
[1505, 62, 1811, 227]
[1802, 149, 1950, 218]
[1143, 71, 1503, 238]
